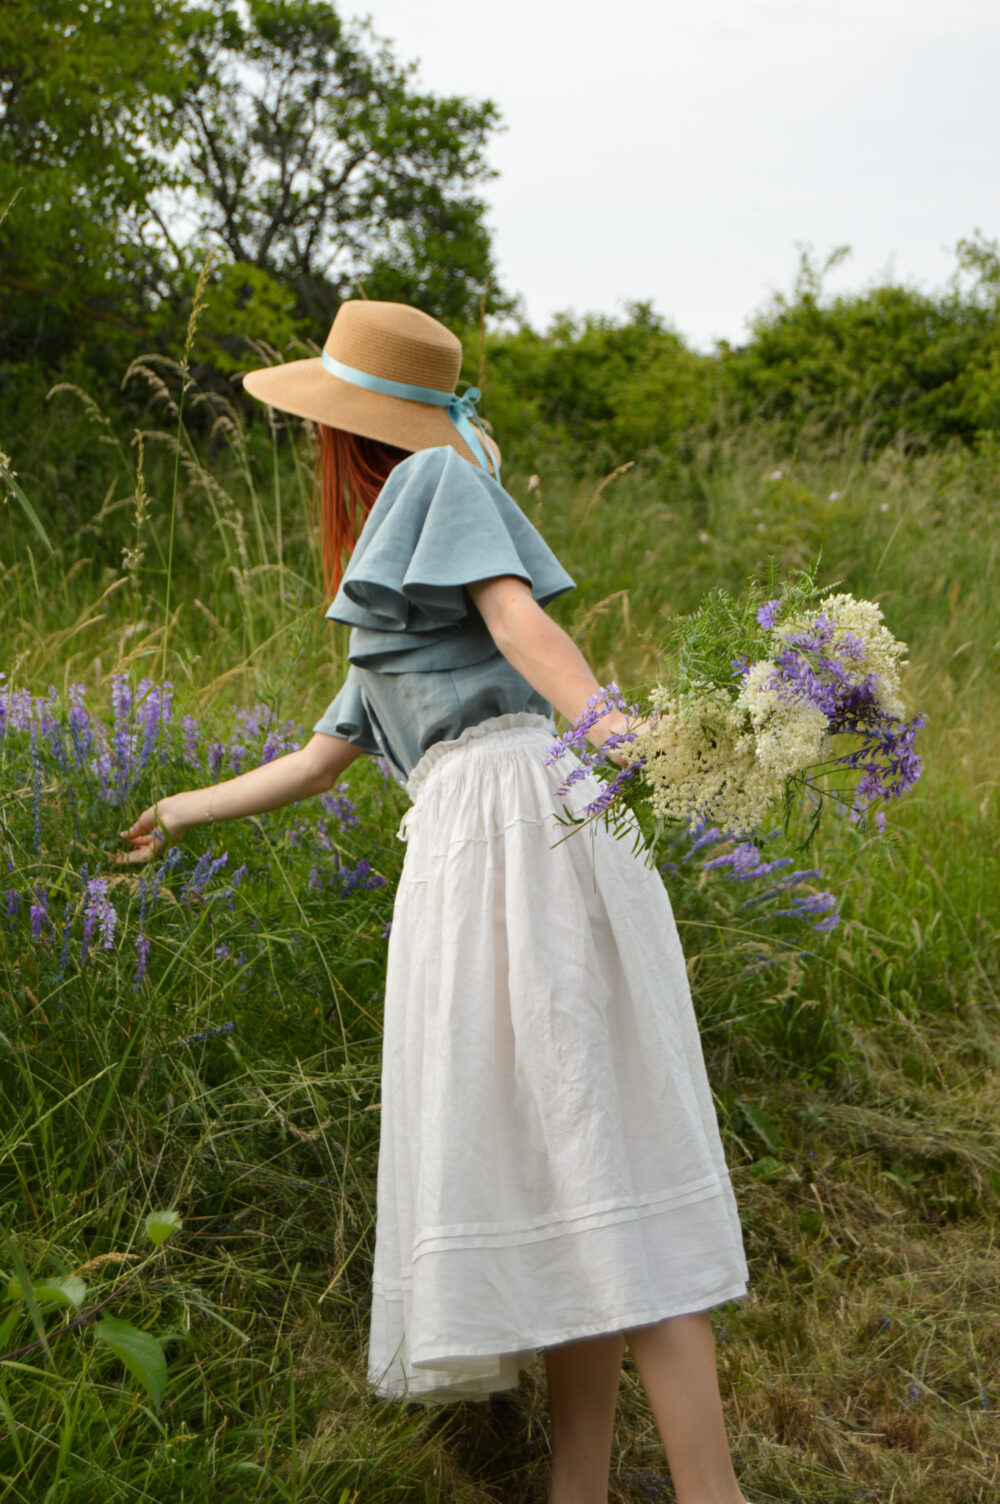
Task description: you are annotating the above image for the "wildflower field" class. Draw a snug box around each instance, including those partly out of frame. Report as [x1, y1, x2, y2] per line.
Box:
[1, 354, 999, 1504]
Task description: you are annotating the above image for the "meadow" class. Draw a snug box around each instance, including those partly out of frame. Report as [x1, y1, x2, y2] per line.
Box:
[1, 343, 999, 1504]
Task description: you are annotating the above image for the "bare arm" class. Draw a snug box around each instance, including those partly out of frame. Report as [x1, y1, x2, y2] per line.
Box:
[466, 575, 631, 746]
[114, 733, 362, 865]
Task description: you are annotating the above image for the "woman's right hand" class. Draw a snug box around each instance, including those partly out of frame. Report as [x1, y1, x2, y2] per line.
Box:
[114, 798, 182, 865]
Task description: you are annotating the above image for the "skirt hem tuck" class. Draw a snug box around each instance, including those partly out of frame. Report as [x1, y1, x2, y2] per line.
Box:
[367, 714, 748, 1404]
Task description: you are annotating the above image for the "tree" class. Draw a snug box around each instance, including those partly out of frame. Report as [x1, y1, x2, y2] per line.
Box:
[0, 0, 191, 369]
[170, 0, 505, 328]
[0, 0, 506, 394]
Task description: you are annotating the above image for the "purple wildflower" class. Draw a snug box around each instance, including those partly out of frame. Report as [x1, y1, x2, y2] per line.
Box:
[133, 934, 152, 989]
[180, 850, 229, 902]
[704, 840, 793, 881]
[29, 884, 49, 938]
[338, 859, 386, 894]
[110, 675, 134, 799]
[178, 1020, 236, 1047]
[382, 921, 393, 939]
[320, 790, 359, 828]
[135, 680, 173, 773]
[181, 715, 202, 767]
[771, 889, 840, 931]
[68, 684, 92, 766]
[756, 599, 781, 630]
[37, 690, 68, 768]
[583, 760, 643, 817]
[308, 865, 324, 892]
[5, 889, 21, 923]
[222, 864, 248, 908]
[29, 728, 44, 853]
[81, 876, 117, 961]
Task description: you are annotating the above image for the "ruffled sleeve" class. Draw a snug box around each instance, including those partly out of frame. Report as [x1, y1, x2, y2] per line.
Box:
[312, 667, 380, 752]
[326, 447, 575, 672]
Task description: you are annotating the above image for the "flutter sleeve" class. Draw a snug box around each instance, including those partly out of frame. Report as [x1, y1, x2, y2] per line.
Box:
[312, 666, 380, 752]
[326, 446, 575, 672]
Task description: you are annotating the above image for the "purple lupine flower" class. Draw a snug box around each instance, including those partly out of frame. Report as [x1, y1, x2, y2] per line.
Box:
[235, 705, 267, 740]
[178, 1019, 236, 1047]
[88, 724, 114, 801]
[81, 876, 117, 961]
[29, 884, 49, 938]
[37, 690, 68, 768]
[222, 864, 248, 908]
[110, 675, 135, 795]
[307, 866, 324, 892]
[772, 889, 840, 931]
[207, 741, 225, 777]
[546, 684, 628, 764]
[583, 759, 643, 817]
[320, 790, 359, 828]
[5, 889, 20, 923]
[29, 727, 44, 853]
[0, 679, 34, 734]
[68, 684, 92, 766]
[338, 859, 386, 894]
[133, 934, 152, 989]
[136, 680, 173, 773]
[181, 715, 202, 767]
[756, 599, 781, 630]
[704, 840, 793, 881]
[180, 850, 228, 902]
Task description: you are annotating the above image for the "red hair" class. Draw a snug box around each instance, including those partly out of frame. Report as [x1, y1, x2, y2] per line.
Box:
[315, 424, 409, 597]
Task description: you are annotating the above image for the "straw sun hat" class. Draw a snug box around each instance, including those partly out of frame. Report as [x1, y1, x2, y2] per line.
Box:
[242, 300, 500, 475]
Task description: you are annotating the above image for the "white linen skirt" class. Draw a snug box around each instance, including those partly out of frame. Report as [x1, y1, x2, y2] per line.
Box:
[369, 713, 748, 1402]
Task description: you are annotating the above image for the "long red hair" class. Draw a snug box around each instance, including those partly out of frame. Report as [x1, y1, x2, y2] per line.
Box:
[315, 424, 409, 597]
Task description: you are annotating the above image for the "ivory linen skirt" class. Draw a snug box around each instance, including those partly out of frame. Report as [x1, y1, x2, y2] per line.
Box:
[369, 713, 748, 1402]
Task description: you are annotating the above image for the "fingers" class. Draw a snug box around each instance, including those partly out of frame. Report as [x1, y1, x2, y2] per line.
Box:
[111, 823, 169, 866]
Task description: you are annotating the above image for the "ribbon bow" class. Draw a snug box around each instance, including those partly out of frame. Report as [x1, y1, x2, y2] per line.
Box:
[320, 351, 498, 477]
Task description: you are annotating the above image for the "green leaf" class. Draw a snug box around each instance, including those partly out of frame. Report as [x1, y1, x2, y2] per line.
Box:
[144, 1210, 182, 1246]
[0, 463, 54, 553]
[5, 1274, 86, 1309]
[94, 1317, 167, 1408]
[736, 1099, 785, 1155]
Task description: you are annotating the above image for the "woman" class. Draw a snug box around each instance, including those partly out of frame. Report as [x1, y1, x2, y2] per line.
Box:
[117, 301, 752, 1504]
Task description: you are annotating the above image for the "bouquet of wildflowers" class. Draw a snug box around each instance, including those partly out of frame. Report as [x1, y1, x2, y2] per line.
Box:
[549, 571, 925, 842]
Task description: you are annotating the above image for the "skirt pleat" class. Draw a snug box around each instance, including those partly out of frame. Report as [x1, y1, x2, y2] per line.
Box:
[368, 713, 748, 1402]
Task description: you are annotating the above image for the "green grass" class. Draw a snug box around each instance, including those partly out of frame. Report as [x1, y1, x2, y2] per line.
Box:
[1, 365, 999, 1502]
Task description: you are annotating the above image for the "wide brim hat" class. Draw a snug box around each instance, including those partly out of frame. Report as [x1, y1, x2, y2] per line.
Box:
[242, 300, 500, 472]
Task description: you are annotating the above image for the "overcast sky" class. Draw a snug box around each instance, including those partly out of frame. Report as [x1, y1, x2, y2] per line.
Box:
[362, 0, 1000, 350]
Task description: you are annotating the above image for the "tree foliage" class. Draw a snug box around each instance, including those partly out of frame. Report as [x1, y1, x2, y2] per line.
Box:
[173, 0, 503, 327]
[0, 0, 505, 390]
[0, 0, 191, 366]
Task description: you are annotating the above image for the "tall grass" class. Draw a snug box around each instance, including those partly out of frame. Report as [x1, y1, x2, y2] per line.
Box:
[1, 359, 998, 1501]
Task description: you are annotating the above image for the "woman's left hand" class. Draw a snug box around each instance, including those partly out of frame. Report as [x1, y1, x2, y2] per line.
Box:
[114, 799, 182, 865]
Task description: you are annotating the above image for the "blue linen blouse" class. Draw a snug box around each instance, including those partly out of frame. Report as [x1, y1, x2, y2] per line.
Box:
[313, 446, 575, 779]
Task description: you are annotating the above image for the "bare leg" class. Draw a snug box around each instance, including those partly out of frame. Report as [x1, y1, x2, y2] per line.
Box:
[625, 1312, 745, 1504]
[543, 1332, 624, 1504]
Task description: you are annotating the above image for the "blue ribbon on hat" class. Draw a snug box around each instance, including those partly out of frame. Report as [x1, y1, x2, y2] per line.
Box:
[321, 350, 498, 478]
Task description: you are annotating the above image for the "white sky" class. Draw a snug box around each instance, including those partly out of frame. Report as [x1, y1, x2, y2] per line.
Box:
[361, 0, 1000, 349]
